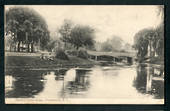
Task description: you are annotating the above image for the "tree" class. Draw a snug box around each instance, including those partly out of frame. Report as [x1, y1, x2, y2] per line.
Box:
[46, 40, 57, 52]
[5, 7, 50, 52]
[58, 19, 73, 49]
[23, 20, 33, 52]
[123, 43, 132, 51]
[101, 42, 113, 52]
[69, 25, 95, 50]
[155, 24, 164, 58]
[134, 27, 164, 61]
[156, 5, 164, 23]
[40, 30, 50, 51]
[5, 31, 15, 51]
[155, 5, 164, 58]
[99, 36, 123, 52]
[134, 28, 154, 59]
[6, 19, 19, 51]
[109, 36, 123, 51]
[133, 6, 164, 61]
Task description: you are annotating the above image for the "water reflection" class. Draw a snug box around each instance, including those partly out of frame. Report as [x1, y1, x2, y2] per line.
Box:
[5, 75, 15, 92]
[34, 68, 91, 99]
[5, 69, 45, 98]
[35, 71, 63, 99]
[65, 69, 91, 96]
[133, 64, 164, 99]
[86, 66, 145, 98]
[5, 64, 164, 100]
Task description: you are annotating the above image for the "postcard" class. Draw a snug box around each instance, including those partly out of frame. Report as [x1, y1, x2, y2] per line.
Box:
[4, 5, 164, 104]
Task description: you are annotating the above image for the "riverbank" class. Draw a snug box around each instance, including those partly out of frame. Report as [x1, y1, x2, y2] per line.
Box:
[5, 56, 97, 69]
[140, 56, 164, 67]
[5, 54, 164, 69]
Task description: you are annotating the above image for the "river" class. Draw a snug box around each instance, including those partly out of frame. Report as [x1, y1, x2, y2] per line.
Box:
[5, 64, 164, 104]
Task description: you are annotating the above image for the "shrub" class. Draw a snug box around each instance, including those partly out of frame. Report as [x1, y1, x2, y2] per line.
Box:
[120, 49, 126, 53]
[77, 49, 89, 59]
[55, 49, 69, 60]
[65, 50, 78, 56]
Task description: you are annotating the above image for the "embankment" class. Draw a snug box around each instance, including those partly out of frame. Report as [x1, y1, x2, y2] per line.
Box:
[5, 56, 96, 69]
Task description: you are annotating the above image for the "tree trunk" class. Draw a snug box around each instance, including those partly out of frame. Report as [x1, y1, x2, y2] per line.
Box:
[9, 45, 12, 52]
[31, 43, 34, 53]
[15, 30, 17, 52]
[39, 39, 41, 51]
[17, 41, 20, 52]
[27, 43, 30, 52]
[26, 32, 28, 42]
[153, 50, 156, 57]
[21, 41, 23, 52]
[14, 43, 16, 52]
[76, 46, 79, 56]
[76, 46, 79, 50]
[64, 42, 66, 49]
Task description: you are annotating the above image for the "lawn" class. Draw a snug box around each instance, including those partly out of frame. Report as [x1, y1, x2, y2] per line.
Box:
[5, 55, 95, 69]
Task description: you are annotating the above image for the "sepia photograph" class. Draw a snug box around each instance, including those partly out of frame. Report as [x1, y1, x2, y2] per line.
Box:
[4, 5, 164, 104]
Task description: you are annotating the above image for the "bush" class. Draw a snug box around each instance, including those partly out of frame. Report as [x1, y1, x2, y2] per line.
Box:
[55, 49, 69, 60]
[77, 49, 89, 59]
[65, 50, 78, 56]
[120, 50, 126, 53]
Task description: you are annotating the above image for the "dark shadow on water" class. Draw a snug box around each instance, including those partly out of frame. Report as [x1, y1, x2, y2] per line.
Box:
[54, 69, 68, 80]
[5, 69, 46, 98]
[5, 68, 91, 98]
[133, 64, 164, 99]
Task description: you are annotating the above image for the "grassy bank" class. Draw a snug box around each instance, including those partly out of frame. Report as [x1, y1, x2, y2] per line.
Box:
[5, 56, 96, 69]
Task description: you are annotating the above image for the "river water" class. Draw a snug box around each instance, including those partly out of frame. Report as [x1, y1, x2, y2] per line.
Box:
[5, 64, 164, 104]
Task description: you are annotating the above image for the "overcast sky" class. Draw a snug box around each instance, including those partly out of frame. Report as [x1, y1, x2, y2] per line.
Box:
[5, 5, 163, 45]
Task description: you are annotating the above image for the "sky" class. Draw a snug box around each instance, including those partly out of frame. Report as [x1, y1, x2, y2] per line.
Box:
[5, 5, 163, 45]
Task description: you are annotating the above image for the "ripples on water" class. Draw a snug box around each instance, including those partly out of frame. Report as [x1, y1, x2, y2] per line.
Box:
[5, 64, 164, 101]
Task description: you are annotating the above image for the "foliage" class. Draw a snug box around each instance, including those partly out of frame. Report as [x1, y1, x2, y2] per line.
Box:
[45, 39, 57, 52]
[55, 49, 69, 60]
[100, 36, 123, 52]
[109, 36, 123, 51]
[5, 7, 50, 52]
[5, 32, 16, 51]
[155, 24, 164, 57]
[65, 50, 78, 56]
[134, 24, 164, 61]
[69, 25, 95, 50]
[58, 20, 95, 51]
[101, 42, 113, 52]
[58, 19, 72, 48]
[77, 49, 89, 59]
[134, 28, 151, 58]
[65, 49, 89, 59]
[156, 5, 164, 23]
[123, 43, 132, 51]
